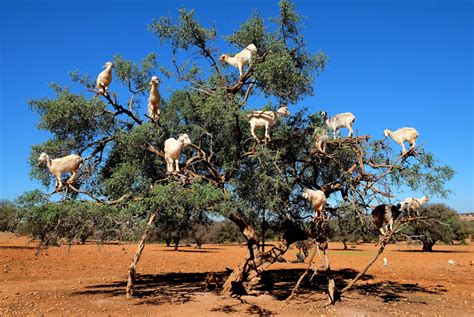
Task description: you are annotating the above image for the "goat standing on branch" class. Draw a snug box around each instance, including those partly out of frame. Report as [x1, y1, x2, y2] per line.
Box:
[95, 62, 114, 95]
[400, 195, 429, 216]
[164, 134, 192, 174]
[371, 204, 402, 235]
[321, 111, 356, 138]
[247, 106, 290, 143]
[384, 127, 418, 154]
[302, 188, 327, 220]
[313, 127, 329, 153]
[37, 153, 84, 190]
[148, 76, 161, 122]
[219, 44, 257, 78]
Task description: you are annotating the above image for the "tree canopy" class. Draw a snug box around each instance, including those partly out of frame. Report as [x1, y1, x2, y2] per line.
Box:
[403, 203, 467, 251]
[21, 0, 454, 298]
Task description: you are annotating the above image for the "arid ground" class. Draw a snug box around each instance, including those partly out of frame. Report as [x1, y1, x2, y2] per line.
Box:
[1, 232, 473, 316]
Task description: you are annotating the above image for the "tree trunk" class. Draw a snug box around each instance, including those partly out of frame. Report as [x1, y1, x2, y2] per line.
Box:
[422, 239, 436, 252]
[222, 213, 260, 294]
[342, 240, 347, 250]
[173, 237, 180, 251]
[261, 209, 266, 254]
[223, 216, 308, 295]
[126, 212, 157, 298]
[318, 240, 338, 304]
[165, 238, 171, 247]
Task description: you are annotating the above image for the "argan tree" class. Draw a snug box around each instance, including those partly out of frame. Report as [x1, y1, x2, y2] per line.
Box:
[404, 204, 467, 252]
[24, 0, 453, 303]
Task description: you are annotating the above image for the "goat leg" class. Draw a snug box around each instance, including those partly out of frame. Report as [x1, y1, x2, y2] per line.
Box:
[66, 172, 77, 184]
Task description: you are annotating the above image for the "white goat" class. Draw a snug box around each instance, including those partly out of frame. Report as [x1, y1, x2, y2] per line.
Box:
[302, 188, 327, 220]
[37, 153, 84, 190]
[219, 44, 257, 77]
[313, 127, 329, 153]
[383, 127, 419, 154]
[164, 134, 192, 173]
[321, 111, 356, 138]
[371, 204, 402, 235]
[247, 106, 290, 143]
[96, 61, 114, 94]
[400, 195, 429, 217]
[148, 76, 160, 121]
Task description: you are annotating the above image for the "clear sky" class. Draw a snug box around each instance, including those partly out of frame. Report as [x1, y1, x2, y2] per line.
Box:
[0, 0, 472, 212]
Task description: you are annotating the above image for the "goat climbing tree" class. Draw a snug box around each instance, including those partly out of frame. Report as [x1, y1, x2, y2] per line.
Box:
[24, 0, 453, 303]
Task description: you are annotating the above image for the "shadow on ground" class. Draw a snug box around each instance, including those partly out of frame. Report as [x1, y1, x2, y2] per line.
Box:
[395, 249, 471, 253]
[352, 281, 447, 303]
[73, 268, 446, 307]
[0, 245, 38, 250]
[160, 249, 219, 253]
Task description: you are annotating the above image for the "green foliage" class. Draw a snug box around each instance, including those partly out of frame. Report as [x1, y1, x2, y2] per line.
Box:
[208, 220, 244, 244]
[99, 124, 165, 197]
[138, 181, 227, 245]
[149, 8, 216, 53]
[113, 53, 158, 93]
[28, 85, 115, 187]
[390, 152, 454, 197]
[29, 85, 114, 146]
[328, 206, 377, 244]
[22, 0, 454, 250]
[15, 190, 146, 245]
[403, 203, 467, 251]
[226, 11, 269, 52]
[225, 1, 327, 103]
[459, 216, 474, 239]
[253, 45, 326, 103]
[0, 200, 18, 232]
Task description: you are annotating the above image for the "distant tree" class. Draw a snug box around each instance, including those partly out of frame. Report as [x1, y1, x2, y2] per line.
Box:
[208, 220, 243, 244]
[328, 206, 377, 248]
[189, 222, 211, 248]
[0, 200, 17, 232]
[404, 204, 467, 251]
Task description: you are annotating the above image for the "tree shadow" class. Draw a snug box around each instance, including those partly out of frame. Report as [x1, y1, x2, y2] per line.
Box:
[211, 304, 239, 314]
[245, 303, 273, 316]
[0, 245, 37, 250]
[329, 248, 365, 252]
[161, 249, 218, 253]
[72, 268, 446, 307]
[265, 268, 371, 300]
[352, 281, 447, 303]
[73, 271, 230, 306]
[396, 249, 471, 253]
[262, 268, 446, 304]
[194, 246, 226, 251]
[210, 301, 273, 315]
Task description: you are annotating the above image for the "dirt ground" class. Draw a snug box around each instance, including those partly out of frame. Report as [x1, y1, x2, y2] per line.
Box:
[0, 232, 473, 316]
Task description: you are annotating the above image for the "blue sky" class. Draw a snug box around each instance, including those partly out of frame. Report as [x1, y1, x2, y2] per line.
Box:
[0, 0, 472, 212]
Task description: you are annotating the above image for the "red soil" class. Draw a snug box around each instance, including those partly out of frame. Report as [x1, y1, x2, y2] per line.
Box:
[1, 232, 473, 316]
